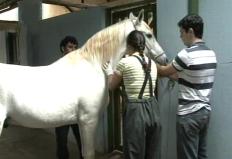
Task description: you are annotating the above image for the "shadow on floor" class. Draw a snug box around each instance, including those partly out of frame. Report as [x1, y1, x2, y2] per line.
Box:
[0, 125, 82, 159]
[0, 126, 123, 159]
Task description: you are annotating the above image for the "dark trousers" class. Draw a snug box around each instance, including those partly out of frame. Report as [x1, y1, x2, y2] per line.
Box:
[177, 107, 210, 159]
[55, 124, 83, 159]
[123, 97, 161, 159]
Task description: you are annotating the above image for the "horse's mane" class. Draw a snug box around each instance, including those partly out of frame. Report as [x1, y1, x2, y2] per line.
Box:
[80, 19, 130, 64]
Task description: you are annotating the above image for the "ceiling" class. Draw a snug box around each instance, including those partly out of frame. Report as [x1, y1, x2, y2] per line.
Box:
[0, 0, 145, 14]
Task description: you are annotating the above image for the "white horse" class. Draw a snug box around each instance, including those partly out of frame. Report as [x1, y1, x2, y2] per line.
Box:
[0, 10, 167, 159]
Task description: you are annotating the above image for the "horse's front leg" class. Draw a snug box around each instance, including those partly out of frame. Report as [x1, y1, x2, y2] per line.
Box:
[79, 114, 99, 159]
[0, 104, 7, 136]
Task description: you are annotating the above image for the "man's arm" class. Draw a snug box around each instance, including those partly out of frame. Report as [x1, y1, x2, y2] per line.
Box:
[157, 63, 178, 80]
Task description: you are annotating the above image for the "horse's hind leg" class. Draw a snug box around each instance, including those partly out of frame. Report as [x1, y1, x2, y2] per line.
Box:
[0, 104, 7, 136]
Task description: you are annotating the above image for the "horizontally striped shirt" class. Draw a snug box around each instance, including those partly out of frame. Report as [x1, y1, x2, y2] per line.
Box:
[116, 52, 157, 99]
[172, 42, 217, 115]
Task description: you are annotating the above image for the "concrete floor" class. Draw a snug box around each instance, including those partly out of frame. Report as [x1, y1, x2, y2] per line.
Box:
[0, 126, 123, 159]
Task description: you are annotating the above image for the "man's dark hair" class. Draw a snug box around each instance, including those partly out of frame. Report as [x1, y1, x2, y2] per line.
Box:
[127, 30, 145, 53]
[59, 36, 78, 53]
[178, 14, 204, 38]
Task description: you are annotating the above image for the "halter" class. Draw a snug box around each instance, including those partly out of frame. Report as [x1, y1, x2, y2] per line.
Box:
[130, 19, 165, 63]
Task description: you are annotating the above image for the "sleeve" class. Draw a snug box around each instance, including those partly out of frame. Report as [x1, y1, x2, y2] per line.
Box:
[116, 59, 125, 76]
[172, 49, 190, 71]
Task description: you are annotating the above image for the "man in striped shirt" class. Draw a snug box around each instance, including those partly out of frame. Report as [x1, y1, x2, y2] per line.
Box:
[157, 14, 217, 159]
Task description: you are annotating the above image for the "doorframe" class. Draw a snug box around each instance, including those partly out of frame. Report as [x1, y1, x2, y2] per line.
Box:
[0, 20, 20, 64]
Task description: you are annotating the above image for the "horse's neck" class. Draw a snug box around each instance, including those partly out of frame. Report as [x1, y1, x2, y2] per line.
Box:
[80, 20, 132, 67]
[80, 49, 112, 67]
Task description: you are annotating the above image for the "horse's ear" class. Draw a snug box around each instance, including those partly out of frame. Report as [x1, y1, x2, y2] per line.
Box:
[135, 9, 144, 25]
[129, 12, 136, 19]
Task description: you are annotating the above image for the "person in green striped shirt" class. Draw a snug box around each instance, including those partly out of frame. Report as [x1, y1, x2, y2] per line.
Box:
[106, 30, 161, 159]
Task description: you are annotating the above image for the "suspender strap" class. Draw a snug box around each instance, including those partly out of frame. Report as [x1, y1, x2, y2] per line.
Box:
[133, 55, 153, 99]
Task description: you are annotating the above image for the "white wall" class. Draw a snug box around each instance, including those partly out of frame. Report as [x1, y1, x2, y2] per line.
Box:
[200, 1, 232, 158]
[157, 0, 232, 159]
[157, 0, 187, 59]
[31, 8, 106, 66]
[0, 8, 18, 21]
[157, 1, 188, 158]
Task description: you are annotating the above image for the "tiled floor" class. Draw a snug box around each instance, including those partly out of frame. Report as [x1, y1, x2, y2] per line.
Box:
[0, 126, 123, 159]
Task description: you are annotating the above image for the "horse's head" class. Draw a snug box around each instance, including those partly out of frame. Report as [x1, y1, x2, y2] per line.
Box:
[81, 10, 168, 69]
[128, 10, 168, 65]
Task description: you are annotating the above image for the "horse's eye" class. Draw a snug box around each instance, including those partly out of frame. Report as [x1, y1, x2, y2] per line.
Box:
[146, 33, 152, 38]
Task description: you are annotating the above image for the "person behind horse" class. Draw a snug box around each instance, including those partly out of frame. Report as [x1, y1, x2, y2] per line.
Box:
[55, 36, 83, 159]
[157, 14, 217, 159]
[105, 30, 161, 159]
